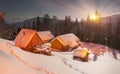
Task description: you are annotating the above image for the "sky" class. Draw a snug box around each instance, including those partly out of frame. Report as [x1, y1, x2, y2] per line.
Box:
[0, 0, 120, 22]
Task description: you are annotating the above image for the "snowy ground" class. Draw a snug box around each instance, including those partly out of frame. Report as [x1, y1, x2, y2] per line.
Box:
[0, 38, 120, 74]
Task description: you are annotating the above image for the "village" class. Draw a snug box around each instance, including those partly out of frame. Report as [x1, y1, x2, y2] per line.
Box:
[1, 0, 120, 73]
[0, 9, 120, 74]
[0, 28, 120, 74]
[13, 27, 110, 62]
[0, 11, 120, 62]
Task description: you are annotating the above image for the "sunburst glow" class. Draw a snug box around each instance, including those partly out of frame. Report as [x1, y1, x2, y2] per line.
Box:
[89, 13, 99, 21]
[55, 0, 120, 20]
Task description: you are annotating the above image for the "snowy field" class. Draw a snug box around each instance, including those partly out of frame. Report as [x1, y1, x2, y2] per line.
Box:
[0, 38, 120, 74]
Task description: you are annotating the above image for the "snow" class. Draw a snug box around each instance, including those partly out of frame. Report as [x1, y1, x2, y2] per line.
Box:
[56, 33, 80, 48]
[0, 38, 120, 74]
[38, 31, 54, 42]
[0, 49, 43, 74]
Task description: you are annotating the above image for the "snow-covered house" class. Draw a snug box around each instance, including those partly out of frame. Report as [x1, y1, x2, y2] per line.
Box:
[38, 31, 54, 43]
[14, 29, 44, 51]
[73, 48, 89, 62]
[50, 33, 80, 51]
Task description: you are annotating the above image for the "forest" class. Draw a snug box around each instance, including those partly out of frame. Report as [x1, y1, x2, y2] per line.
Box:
[0, 13, 120, 50]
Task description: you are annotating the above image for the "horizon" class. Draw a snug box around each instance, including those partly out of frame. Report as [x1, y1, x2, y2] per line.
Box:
[0, 0, 120, 23]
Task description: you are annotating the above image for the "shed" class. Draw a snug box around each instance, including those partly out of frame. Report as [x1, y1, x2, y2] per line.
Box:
[14, 29, 44, 51]
[50, 33, 80, 51]
[38, 31, 54, 43]
[73, 49, 89, 62]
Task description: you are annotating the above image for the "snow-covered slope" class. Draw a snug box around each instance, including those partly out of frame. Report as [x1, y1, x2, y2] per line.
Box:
[0, 38, 120, 74]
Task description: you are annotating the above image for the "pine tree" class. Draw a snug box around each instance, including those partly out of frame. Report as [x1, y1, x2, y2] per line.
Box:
[36, 16, 40, 31]
[32, 21, 36, 30]
[115, 20, 120, 49]
[43, 14, 50, 30]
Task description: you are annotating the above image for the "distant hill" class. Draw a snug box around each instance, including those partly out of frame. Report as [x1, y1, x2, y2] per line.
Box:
[11, 17, 43, 29]
[11, 14, 120, 28]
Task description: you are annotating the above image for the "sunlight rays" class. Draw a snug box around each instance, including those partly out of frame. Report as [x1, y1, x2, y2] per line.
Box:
[55, 0, 120, 20]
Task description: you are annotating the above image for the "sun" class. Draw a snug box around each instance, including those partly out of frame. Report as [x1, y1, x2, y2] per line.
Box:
[87, 11, 101, 23]
[89, 14, 98, 21]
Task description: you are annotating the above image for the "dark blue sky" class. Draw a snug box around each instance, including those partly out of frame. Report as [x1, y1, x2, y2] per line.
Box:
[0, 0, 120, 22]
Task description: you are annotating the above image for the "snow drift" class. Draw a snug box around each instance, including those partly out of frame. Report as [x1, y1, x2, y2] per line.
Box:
[0, 38, 120, 74]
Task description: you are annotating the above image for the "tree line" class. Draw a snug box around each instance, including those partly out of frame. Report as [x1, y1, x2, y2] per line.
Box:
[1, 14, 120, 50]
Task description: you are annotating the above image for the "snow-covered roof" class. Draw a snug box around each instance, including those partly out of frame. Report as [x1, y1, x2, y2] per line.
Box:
[14, 29, 44, 50]
[57, 33, 80, 48]
[38, 31, 54, 43]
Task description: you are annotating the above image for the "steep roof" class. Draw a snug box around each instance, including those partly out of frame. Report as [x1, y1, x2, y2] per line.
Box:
[38, 31, 54, 43]
[14, 29, 44, 50]
[56, 33, 80, 48]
